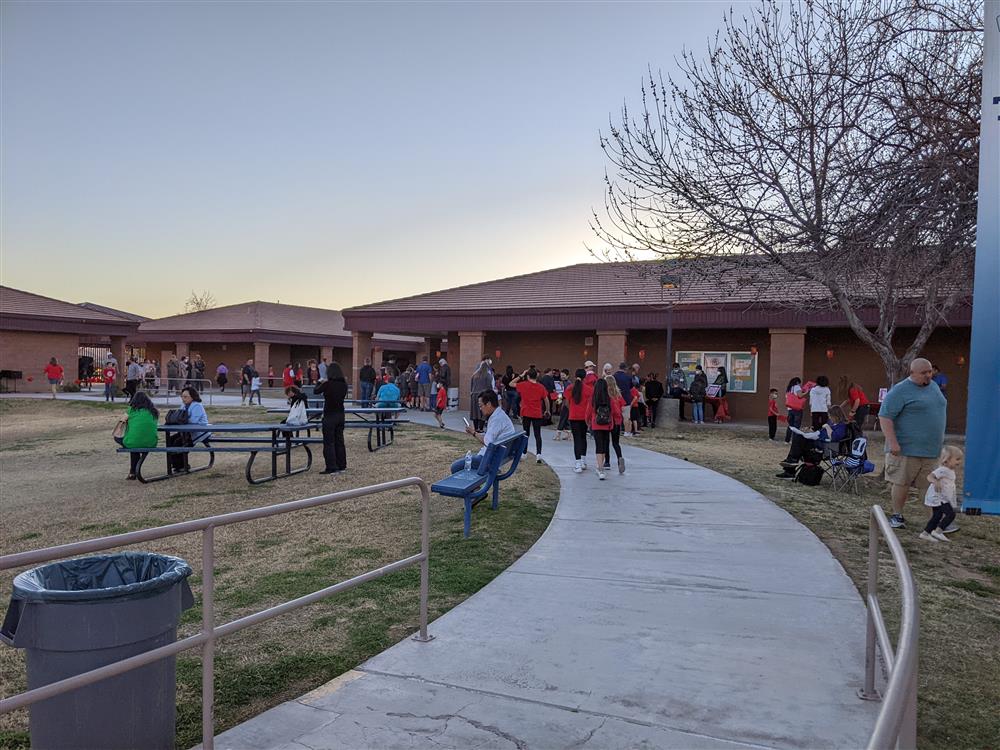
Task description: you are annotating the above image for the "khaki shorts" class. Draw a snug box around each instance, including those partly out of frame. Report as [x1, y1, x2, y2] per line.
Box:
[884, 454, 936, 492]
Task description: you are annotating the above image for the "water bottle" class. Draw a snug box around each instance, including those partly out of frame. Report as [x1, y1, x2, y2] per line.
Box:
[464, 450, 473, 472]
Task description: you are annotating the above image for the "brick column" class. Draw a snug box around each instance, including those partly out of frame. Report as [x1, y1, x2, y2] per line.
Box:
[597, 330, 628, 372]
[769, 328, 806, 391]
[351, 331, 373, 398]
[110, 336, 128, 383]
[458, 331, 485, 410]
[253, 342, 270, 380]
[174, 342, 189, 359]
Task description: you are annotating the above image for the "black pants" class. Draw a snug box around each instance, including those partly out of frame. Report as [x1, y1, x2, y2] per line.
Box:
[853, 404, 870, 429]
[768, 415, 777, 440]
[115, 437, 145, 474]
[610, 425, 623, 459]
[811, 411, 828, 430]
[322, 412, 347, 471]
[785, 409, 802, 442]
[924, 502, 955, 533]
[522, 416, 543, 455]
[669, 388, 685, 420]
[570, 419, 588, 460]
[125, 379, 139, 398]
[647, 399, 659, 426]
[593, 429, 610, 455]
[778, 433, 821, 475]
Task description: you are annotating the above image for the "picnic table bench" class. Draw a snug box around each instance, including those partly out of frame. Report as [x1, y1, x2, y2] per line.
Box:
[116, 422, 318, 485]
[264, 406, 407, 452]
[431, 432, 529, 537]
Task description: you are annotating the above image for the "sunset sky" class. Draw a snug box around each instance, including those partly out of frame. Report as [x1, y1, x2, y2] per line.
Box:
[2, 1, 739, 317]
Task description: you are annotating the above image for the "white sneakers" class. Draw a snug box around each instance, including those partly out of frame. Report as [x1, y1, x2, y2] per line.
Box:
[597, 470, 607, 480]
[536, 455, 543, 464]
[573, 459, 584, 473]
[919, 530, 951, 542]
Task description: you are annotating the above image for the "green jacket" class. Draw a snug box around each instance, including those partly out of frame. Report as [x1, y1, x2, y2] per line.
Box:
[123, 407, 159, 449]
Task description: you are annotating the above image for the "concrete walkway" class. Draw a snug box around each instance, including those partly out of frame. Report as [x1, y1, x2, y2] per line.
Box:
[208, 410, 876, 749]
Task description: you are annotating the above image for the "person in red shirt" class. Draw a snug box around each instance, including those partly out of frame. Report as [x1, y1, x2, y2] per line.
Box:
[434, 378, 448, 428]
[767, 388, 781, 441]
[43, 357, 64, 399]
[585, 377, 614, 480]
[509, 368, 549, 464]
[282, 363, 295, 389]
[102, 362, 117, 402]
[568, 368, 593, 473]
[847, 381, 870, 429]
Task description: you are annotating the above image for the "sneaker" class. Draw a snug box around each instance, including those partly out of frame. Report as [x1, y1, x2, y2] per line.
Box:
[779, 460, 799, 468]
[775, 472, 795, 479]
[573, 460, 583, 474]
[889, 514, 906, 529]
[536, 456, 543, 464]
[623, 432, 633, 437]
[918, 531, 939, 542]
[942, 523, 960, 533]
[581, 460, 587, 470]
[931, 529, 950, 542]
[618, 457, 626, 474]
[597, 470, 606, 480]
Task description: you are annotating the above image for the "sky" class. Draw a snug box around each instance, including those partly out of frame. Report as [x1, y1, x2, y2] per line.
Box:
[1, 1, 739, 318]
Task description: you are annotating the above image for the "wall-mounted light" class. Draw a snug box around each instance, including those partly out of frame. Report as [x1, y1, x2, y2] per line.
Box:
[957, 355, 966, 366]
[750, 345, 758, 356]
[638, 349, 646, 361]
[826, 348, 835, 360]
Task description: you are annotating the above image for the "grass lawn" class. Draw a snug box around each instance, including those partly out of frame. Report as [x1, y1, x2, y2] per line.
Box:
[0, 399, 559, 749]
[627, 416, 999, 750]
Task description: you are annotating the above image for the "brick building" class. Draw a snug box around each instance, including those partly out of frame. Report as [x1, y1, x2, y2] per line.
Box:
[343, 262, 971, 430]
[0, 286, 139, 391]
[133, 301, 422, 387]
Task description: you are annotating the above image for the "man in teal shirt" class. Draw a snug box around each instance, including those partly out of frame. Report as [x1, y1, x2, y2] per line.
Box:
[879, 357, 948, 529]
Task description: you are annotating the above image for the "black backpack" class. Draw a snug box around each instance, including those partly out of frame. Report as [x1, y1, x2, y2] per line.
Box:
[795, 464, 824, 486]
[165, 408, 190, 426]
[595, 404, 611, 426]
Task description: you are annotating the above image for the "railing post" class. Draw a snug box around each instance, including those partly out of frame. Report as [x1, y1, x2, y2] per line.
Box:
[413, 482, 435, 643]
[859, 509, 881, 701]
[897, 642, 918, 750]
[202, 526, 216, 750]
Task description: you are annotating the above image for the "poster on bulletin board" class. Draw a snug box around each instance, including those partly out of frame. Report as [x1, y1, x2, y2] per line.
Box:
[728, 352, 758, 393]
[676, 352, 703, 375]
[702, 352, 729, 372]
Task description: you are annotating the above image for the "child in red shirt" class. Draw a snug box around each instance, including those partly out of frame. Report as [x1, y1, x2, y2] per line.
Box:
[767, 388, 781, 441]
[434, 381, 448, 428]
[102, 363, 117, 402]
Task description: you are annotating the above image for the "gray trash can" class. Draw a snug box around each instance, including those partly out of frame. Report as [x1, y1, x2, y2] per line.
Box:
[1, 551, 194, 750]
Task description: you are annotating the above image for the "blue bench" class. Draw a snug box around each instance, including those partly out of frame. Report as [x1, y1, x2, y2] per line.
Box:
[431, 433, 529, 538]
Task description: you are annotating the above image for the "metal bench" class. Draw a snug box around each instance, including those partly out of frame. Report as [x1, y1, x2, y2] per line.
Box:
[431, 433, 529, 537]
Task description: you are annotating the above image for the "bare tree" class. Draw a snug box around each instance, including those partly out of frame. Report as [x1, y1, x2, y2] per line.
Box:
[593, 0, 981, 383]
[184, 290, 217, 314]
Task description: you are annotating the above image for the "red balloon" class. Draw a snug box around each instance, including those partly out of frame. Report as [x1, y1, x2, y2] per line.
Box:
[26, 376, 33, 382]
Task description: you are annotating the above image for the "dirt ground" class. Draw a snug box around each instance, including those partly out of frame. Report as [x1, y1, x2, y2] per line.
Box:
[627, 412, 1000, 750]
[0, 400, 559, 748]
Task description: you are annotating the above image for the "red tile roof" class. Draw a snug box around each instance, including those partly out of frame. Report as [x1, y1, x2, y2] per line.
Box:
[1, 286, 133, 324]
[344, 260, 827, 313]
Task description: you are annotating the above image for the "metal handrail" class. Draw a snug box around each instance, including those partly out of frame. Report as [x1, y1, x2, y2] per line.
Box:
[858, 505, 919, 750]
[0, 477, 433, 750]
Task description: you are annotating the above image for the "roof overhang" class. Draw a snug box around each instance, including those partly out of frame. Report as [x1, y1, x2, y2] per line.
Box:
[0, 314, 139, 337]
[135, 327, 422, 350]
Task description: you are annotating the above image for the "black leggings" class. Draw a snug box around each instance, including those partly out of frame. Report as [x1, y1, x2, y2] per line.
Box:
[321, 412, 347, 471]
[924, 503, 956, 533]
[522, 416, 543, 455]
[570, 420, 588, 460]
[610, 425, 623, 459]
[593, 429, 610, 455]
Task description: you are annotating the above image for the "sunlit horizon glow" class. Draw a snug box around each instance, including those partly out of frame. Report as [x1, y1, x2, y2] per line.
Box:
[1, 1, 740, 319]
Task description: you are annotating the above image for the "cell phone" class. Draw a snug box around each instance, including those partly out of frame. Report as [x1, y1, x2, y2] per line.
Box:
[462, 417, 471, 427]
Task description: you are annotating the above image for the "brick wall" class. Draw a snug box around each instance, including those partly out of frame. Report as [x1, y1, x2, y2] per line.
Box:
[0, 331, 80, 392]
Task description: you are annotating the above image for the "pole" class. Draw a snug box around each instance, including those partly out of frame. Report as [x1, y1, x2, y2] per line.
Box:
[666, 305, 674, 374]
[964, 2, 1000, 514]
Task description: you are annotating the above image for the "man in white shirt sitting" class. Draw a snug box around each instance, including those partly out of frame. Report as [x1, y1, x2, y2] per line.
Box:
[451, 390, 516, 472]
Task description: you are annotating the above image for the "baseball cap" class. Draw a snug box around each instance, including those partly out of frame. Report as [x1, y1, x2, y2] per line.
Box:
[584, 360, 596, 368]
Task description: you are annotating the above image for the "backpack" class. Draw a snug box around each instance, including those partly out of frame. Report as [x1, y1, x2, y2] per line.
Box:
[165, 408, 190, 426]
[795, 463, 824, 486]
[595, 404, 611, 426]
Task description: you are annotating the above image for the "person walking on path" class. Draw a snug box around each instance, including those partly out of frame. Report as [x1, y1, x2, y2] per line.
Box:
[416, 356, 433, 411]
[241, 359, 256, 404]
[847, 381, 871, 429]
[452, 390, 516, 472]
[568, 368, 594, 473]
[314, 362, 349, 474]
[689, 366, 708, 424]
[359, 358, 377, 405]
[919, 445, 963, 542]
[510, 368, 548, 464]
[469, 356, 495, 432]
[102, 361, 117, 402]
[43, 357, 64, 399]
[586, 377, 614, 480]
[125, 357, 143, 400]
[809, 375, 832, 429]
[605, 375, 627, 474]
[613, 363, 633, 432]
[115, 391, 159, 480]
[667, 363, 688, 421]
[784, 377, 806, 442]
[216, 363, 229, 392]
[433, 377, 448, 428]
[879, 357, 948, 529]
[247, 370, 262, 405]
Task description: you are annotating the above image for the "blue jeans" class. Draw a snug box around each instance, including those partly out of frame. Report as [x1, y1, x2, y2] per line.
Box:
[785, 409, 803, 442]
[360, 381, 374, 405]
[104, 382, 114, 401]
[450, 455, 483, 473]
[692, 401, 704, 422]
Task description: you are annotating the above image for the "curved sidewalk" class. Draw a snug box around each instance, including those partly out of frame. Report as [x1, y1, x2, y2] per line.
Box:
[211, 412, 877, 749]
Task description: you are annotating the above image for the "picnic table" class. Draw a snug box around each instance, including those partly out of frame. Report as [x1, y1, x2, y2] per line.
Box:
[264, 406, 407, 452]
[117, 422, 317, 485]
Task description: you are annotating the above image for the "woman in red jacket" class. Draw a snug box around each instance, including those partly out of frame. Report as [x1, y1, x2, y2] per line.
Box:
[509, 368, 549, 464]
[568, 368, 592, 473]
[586, 377, 614, 480]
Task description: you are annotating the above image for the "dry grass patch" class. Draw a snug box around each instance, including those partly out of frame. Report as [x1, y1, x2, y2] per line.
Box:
[0, 400, 559, 748]
[628, 418, 999, 750]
